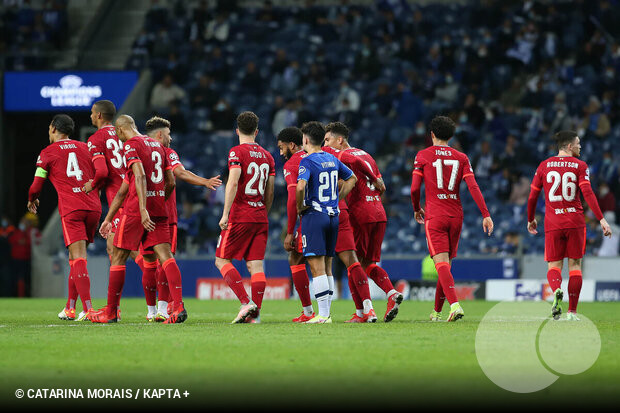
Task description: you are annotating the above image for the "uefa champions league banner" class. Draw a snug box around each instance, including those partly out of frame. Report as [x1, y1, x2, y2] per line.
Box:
[3, 71, 138, 111]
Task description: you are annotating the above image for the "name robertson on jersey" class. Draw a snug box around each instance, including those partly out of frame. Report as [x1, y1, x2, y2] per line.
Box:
[546, 161, 578, 169]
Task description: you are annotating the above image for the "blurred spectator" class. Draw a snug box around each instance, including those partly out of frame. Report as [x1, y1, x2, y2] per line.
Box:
[333, 80, 360, 114]
[272, 99, 298, 135]
[393, 83, 423, 128]
[498, 231, 522, 255]
[579, 96, 611, 139]
[472, 140, 498, 180]
[597, 182, 616, 214]
[205, 12, 229, 43]
[597, 212, 619, 257]
[498, 135, 521, 172]
[150, 74, 186, 112]
[499, 78, 526, 113]
[168, 102, 188, 134]
[354, 35, 380, 80]
[210, 98, 235, 132]
[373, 82, 394, 117]
[206, 47, 229, 82]
[190, 75, 220, 109]
[463, 93, 486, 129]
[509, 171, 531, 206]
[495, 168, 513, 202]
[8, 214, 38, 297]
[241, 61, 263, 94]
[271, 48, 289, 75]
[594, 151, 618, 188]
[406, 121, 431, 150]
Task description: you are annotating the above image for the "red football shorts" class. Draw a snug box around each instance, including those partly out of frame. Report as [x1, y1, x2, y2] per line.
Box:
[335, 209, 356, 253]
[114, 214, 170, 252]
[169, 223, 178, 254]
[216, 222, 268, 261]
[60, 210, 100, 247]
[424, 216, 463, 259]
[351, 220, 386, 262]
[544, 227, 586, 262]
[110, 207, 124, 234]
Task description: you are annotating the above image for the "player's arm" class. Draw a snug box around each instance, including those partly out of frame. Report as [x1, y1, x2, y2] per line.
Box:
[526, 168, 542, 235]
[336, 159, 356, 200]
[463, 172, 493, 236]
[83, 155, 108, 194]
[173, 165, 222, 190]
[164, 168, 176, 200]
[99, 180, 129, 239]
[219, 167, 241, 230]
[346, 153, 385, 194]
[284, 180, 298, 251]
[579, 166, 612, 237]
[264, 175, 275, 213]
[131, 161, 155, 232]
[410, 170, 424, 224]
[27, 166, 48, 214]
[296, 179, 309, 215]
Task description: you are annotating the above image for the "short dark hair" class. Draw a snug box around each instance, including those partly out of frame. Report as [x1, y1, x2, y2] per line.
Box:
[145, 116, 171, 133]
[93, 100, 116, 121]
[51, 114, 74, 136]
[237, 111, 259, 135]
[300, 121, 326, 146]
[429, 116, 455, 141]
[325, 121, 349, 139]
[553, 130, 578, 150]
[277, 126, 302, 146]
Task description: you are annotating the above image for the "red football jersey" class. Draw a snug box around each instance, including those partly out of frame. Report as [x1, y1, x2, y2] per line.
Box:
[325, 146, 386, 224]
[122, 136, 169, 218]
[164, 146, 183, 224]
[530, 156, 591, 231]
[35, 139, 101, 217]
[86, 124, 125, 205]
[413, 145, 475, 220]
[283, 150, 308, 233]
[227, 142, 275, 224]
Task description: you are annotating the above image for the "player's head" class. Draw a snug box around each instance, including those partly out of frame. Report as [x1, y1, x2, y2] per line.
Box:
[236, 111, 259, 140]
[553, 130, 581, 157]
[324, 121, 349, 150]
[48, 114, 74, 143]
[145, 116, 172, 147]
[114, 114, 137, 142]
[277, 126, 303, 160]
[429, 116, 456, 144]
[300, 121, 325, 151]
[90, 100, 116, 128]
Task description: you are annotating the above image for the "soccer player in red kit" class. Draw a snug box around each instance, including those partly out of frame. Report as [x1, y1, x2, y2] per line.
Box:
[278, 127, 315, 322]
[527, 131, 612, 320]
[411, 116, 493, 322]
[215, 112, 275, 324]
[88, 115, 186, 324]
[145, 116, 222, 321]
[323, 122, 404, 322]
[27, 114, 101, 320]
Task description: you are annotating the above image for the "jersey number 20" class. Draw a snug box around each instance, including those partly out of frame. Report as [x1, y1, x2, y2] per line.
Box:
[318, 170, 338, 202]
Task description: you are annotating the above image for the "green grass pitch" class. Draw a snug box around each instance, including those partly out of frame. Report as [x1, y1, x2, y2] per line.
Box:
[1, 298, 619, 409]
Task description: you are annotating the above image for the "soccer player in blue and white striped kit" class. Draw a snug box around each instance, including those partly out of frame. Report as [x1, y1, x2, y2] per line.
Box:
[296, 121, 357, 323]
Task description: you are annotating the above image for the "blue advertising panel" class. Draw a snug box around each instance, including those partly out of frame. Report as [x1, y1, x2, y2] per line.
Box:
[3, 71, 138, 111]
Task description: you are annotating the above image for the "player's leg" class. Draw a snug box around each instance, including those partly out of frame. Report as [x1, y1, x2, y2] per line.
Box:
[566, 258, 582, 320]
[545, 228, 567, 319]
[153, 241, 187, 324]
[156, 223, 177, 319]
[58, 258, 78, 320]
[340, 250, 376, 322]
[306, 255, 332, 322]
[88, 245, 131, 323]
[141, 252, 159, 321]
[431, 252, 462, 321]
[67, 240, 92, 314]
[289, 250, 314, 321]
[246, 259, 266, 323]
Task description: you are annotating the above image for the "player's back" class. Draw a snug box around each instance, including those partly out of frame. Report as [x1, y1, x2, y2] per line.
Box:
[163, 146, 182, 224]
[299, 151, 347, 216]
[414, 145, 472, 219]
[533, 155, 589, 231]
[87, 124, 124, 205]
[37, 140, 101, 216]
[283, 150, 307, 187]
[339, 147, 386, 223]
[123, 135, 168, 218]
[228, 142, 275, 224]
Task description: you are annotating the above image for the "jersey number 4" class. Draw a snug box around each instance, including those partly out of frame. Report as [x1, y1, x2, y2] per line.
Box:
[66, 152, 83, 181]
[432, 159, 459, 191]
[547, 171, 577, 202]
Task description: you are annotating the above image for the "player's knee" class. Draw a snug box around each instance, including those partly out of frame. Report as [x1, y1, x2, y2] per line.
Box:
[214, 256, 229, 270]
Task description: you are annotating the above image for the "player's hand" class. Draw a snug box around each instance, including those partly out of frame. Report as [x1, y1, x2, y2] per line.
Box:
[99, 220, 112, 239]
[27, 199, 39, 214]
[219, 215, 229, 231]
[600, 218, 612, 237]
[527, 219, 538, 235]
[284, 233, 295, 252]
[414, 208, 425, 224]
[140, 209, 155, 232]
[82, 179, 94, 194]
[374, 178, 386, 194]
[482, 216, 494, 236]
[205, 175, 222, 190]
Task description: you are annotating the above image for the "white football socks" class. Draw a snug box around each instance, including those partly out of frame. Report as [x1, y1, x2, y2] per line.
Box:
[313, 275, 331, 317]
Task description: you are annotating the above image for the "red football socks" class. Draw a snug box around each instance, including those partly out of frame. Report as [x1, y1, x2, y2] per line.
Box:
[220, 263, 250, 305]
[435, 262, 457, 305]
[108, 265, 126, 316]
[162, 258, 183, 311]
[547, 267, 562, 292]
[251, 272, 266, 310]
[72, 258, 92, 311]
[156, 262, 169, 303]
[434, 279, 445, 312]
[366, 264, 394, 294]
[66, 259, 77, 310]
[348, 272, 363, 310]
[291, 264, 312, 308]
[568, 270, 583, 313]
[348, 262, 371, 303]
[141, 260, 158, 307]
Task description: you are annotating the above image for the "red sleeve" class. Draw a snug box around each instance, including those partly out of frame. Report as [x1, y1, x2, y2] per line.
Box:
[411, 172, 422, 211]
[463, 174, 490, 218]
[90, 155, 109, 189]
[28, 176, 46, 202]
[287, 185, 297, 234]
[578, 163, 604, 220]
[228, 147, 241, 170]
[527, 164, 543, 222]
[337, 151, 378, 182]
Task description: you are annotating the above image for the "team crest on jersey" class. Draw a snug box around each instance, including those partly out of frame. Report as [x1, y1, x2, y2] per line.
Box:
[36, 155, 42, 164]
[585, 167, 590, 180]
[169, 152, 179, 161]
[125, 145, 130, 151]
[299, 166, 306, 175]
